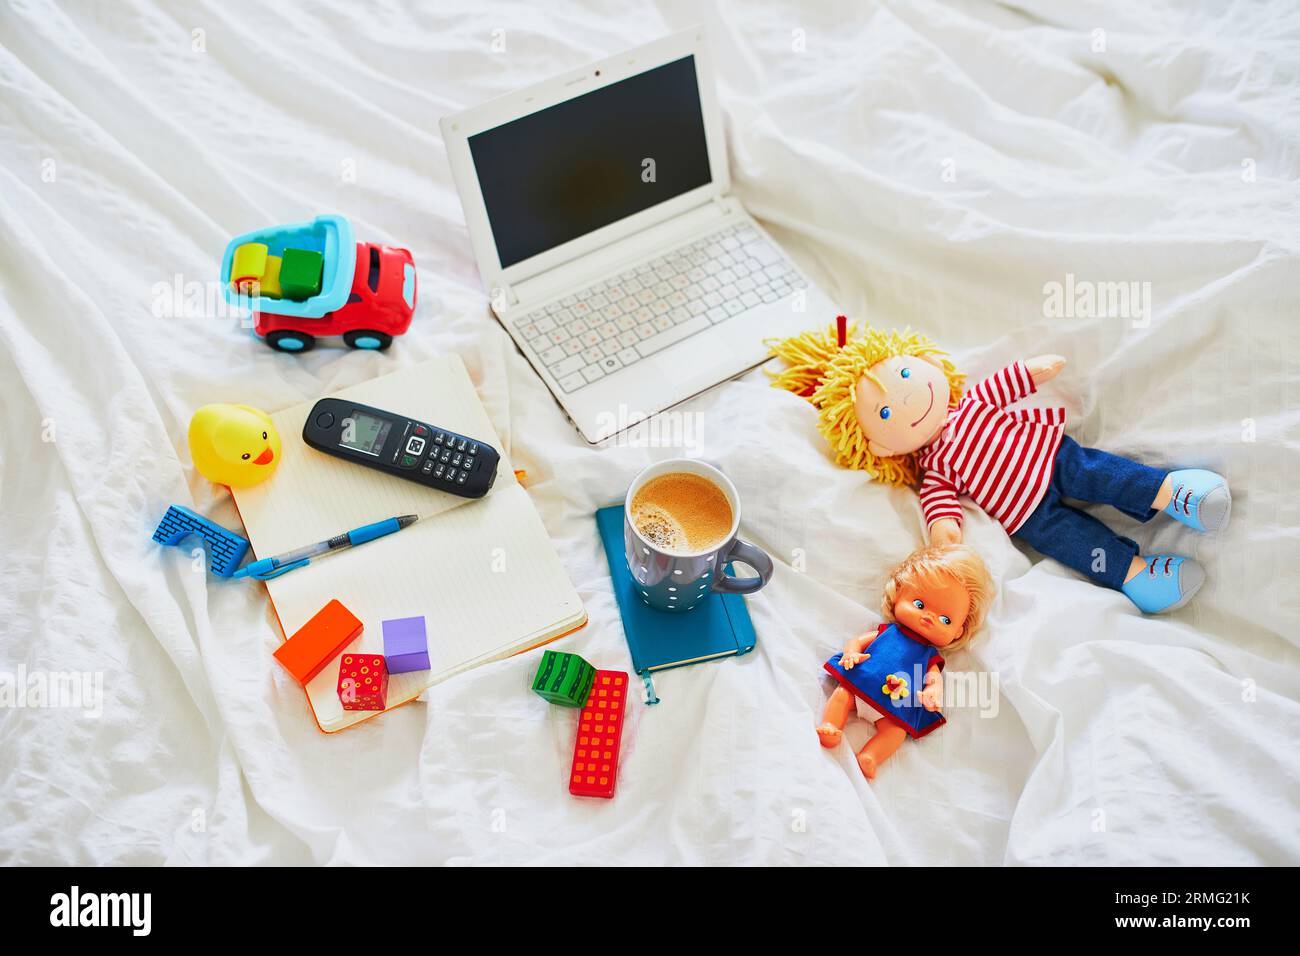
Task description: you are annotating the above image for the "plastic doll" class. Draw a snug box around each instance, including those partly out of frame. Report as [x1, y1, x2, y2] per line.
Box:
[818, 545, 993, 779]
[769, 317, 1230, 614]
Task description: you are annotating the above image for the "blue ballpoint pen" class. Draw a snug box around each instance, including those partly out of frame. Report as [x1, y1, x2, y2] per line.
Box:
[233, 514, 419, 581]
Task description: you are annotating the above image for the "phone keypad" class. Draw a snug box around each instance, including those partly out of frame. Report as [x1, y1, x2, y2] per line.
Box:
[409, 424, 482, 488]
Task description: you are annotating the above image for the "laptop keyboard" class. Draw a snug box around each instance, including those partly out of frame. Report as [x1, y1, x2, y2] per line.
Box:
[512, 222, 808, 394]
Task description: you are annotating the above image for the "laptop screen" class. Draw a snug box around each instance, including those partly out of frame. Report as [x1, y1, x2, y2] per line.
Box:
[468, 55, 713, 269]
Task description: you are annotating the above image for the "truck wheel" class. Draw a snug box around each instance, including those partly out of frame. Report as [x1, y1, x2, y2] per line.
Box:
[267, 330, 316, 353]
[344, 330, 392, 351]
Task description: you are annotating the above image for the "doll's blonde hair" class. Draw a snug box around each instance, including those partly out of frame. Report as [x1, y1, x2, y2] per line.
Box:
[767, 319, 965, 486]
[881, 545, 993, 649]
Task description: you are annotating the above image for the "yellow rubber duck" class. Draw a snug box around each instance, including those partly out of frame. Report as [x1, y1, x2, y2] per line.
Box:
[188, 404, 282, 487]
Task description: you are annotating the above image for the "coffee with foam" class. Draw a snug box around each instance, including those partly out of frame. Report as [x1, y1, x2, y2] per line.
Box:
[631, 472, 733, 555]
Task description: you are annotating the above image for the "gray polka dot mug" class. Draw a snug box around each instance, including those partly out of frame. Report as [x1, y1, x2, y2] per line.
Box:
[623, 459, 774, 612]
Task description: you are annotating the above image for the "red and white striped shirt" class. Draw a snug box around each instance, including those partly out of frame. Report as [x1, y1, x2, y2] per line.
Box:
[917, 361, 1066, 534]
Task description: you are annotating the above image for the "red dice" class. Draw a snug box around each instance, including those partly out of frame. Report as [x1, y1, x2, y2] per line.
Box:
[337, 653, 388, 711]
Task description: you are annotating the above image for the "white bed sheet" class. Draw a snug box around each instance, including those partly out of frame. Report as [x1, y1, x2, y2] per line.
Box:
[1, 0, 1297, 865]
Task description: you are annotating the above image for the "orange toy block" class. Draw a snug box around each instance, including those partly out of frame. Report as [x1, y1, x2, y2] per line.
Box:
[569, 670, 630, 799]
[258, 254, 283, 298]
[273, 599, 362, 686]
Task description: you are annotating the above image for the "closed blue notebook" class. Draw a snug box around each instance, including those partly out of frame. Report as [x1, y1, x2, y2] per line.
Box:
[596, 505, 757, 704]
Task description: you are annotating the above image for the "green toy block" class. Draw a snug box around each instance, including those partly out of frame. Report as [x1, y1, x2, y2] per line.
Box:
[531, 650, 596, 707]
[278, 247, 324, 301]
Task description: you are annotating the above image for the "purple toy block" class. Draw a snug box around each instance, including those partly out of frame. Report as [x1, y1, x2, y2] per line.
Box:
[382, 616, 431, 674]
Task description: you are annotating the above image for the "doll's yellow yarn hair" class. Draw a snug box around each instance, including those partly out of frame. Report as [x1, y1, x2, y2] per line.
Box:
[767, 319, 964, 486]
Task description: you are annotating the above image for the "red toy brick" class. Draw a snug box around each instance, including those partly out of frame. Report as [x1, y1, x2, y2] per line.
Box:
[568, 670, 630, 799]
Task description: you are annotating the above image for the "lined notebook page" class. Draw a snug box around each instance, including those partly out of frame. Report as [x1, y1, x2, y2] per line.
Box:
[231, 357, 586, 733]
[234, 356, 516, 554]
[275, 486, 585, 731]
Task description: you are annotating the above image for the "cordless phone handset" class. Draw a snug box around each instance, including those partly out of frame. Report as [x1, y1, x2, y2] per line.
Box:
[302, 398, 500, 499]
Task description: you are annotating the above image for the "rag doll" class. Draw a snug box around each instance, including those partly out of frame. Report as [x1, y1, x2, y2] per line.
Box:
[769, 317, 1230, 614]
[818, 545, 993, 779]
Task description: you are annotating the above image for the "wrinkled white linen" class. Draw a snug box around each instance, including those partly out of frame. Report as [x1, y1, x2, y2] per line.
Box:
[1, 0, 1297, 865]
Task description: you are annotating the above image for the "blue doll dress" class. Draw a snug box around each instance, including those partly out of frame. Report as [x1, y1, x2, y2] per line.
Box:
[824, 622, 946, 738]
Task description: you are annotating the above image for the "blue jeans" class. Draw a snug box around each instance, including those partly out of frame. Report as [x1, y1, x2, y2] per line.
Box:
[1013, 437, 1167, 590]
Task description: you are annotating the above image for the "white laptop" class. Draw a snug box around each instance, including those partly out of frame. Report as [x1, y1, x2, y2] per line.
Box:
[441, 27, 838, 444]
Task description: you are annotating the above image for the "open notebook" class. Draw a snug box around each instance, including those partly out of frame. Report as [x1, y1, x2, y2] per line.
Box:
[232, 356, 587, 732]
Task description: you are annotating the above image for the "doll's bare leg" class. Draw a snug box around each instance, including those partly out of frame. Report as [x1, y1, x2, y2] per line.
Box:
[857, 720, 908, 779]
[817, 687, 854, 748]
[1151, 476, 1173, 511]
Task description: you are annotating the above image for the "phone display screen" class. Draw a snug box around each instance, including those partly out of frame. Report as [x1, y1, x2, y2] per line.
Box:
[339, 409, 391, 457]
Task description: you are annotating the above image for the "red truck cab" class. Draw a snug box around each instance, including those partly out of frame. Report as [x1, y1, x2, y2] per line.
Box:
[255, 242, 416, 352]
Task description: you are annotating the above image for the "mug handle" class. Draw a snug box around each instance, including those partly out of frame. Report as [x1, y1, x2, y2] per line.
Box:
[712, 538, 774, 595]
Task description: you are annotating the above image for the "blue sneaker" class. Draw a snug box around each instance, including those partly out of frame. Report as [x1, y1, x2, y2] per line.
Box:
[1121, 555, 1205, 613]
[1163, 469, 1230, 533]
